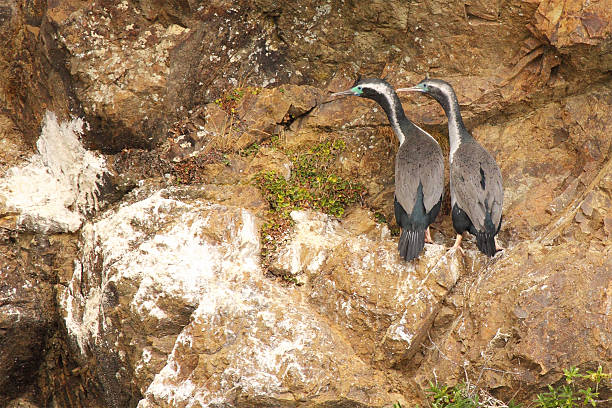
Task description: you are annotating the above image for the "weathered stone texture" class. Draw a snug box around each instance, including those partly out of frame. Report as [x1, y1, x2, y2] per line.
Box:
[0, 0, 610, 405]
[271, 209, 463, 368]
[60, 184, 411, 407]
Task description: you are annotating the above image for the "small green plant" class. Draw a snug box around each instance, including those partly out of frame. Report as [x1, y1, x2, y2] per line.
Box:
[374, 212, 387, 224]
[254, 139, 364, 218]
[253, 138, 366, 269]
[215, 86, 261, 114]
[424, 381, 521, 408]
[240, 141, 261, 157]
[427, 382, 479, 408]
[534, 366, 611, 408]
[280, 274, 303, 286]
[260, 216, 294, 260]
[415, 367, 609, 408]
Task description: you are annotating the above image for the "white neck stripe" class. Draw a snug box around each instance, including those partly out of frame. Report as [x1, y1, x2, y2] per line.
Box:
[446, 97, 462, 162]
[363, 82, 405, 145]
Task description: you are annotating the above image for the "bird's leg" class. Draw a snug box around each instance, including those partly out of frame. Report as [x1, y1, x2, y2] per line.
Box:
[451, 233, 464, 254]
[495, 236, 504, 252]
[425, 227, 434, 244]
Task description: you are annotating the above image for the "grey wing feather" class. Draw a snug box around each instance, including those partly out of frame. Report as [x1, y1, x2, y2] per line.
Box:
[395, 135, 444, 213]
[451, 142, 503, 231]
[420, 140, 445, 211]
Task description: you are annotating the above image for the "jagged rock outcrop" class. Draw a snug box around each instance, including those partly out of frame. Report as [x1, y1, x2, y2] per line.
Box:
[60, 184, 416, 407]
[413, 238, 612, 400]
[0, 236, 58, 406]
[0, 0, 610, 406]
[271, 209, 463, 368]
[33, 0, 611, 156]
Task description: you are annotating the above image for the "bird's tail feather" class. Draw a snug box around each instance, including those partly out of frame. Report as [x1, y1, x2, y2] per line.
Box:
[476, 231, 497, 257]
[398, 229, 425, 261]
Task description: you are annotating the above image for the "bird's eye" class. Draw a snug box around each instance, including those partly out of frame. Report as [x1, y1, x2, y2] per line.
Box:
[358, 86, 363, 90]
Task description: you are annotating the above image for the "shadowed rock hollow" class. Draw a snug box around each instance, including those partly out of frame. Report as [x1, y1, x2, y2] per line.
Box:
[0, 0, 610, 407]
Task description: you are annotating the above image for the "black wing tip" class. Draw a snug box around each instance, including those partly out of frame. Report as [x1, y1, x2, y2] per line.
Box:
[398, 229, 426, 261]
[475, 231, 497, 257]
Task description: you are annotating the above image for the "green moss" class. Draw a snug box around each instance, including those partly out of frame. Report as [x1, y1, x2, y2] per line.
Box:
[253, 138, 365, 269]
[254, 138, 363, 218]
[214, 86, 261, 114]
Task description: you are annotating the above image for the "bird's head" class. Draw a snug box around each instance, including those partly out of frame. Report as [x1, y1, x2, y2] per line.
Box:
[397, 78, 456, 104]
[330, 78, 396, 101]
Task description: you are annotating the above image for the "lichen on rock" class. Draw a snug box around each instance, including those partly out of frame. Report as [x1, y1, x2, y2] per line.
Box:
[60, 184, 408, 407]
[1, 0, 611, 405]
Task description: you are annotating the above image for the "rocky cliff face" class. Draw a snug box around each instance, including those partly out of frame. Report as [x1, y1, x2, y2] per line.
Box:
[0, 0, 610, 407]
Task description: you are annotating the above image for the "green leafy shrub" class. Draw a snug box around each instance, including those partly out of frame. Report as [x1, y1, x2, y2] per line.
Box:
[253, 138, 366, 270]
[254, 139, 364, 217]
[534, 366, 611, 408]
[427, 383, 479, 408]
[412, 366, 610, 408]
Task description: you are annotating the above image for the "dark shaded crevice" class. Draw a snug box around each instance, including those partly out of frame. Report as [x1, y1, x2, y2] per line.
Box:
[279, 103, 318, 129]
[36, 15, 84, 120]
[86, 115, 157, 154]
[35, 320, 107, 408]
[271, 14, 289, 47]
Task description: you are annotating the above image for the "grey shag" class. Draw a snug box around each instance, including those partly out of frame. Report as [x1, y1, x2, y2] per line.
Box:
[331, 78, 444, 261]
[398, 79, 503, 256]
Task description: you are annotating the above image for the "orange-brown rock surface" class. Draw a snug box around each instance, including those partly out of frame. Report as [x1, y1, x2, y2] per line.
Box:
[0, 0, 610, 406]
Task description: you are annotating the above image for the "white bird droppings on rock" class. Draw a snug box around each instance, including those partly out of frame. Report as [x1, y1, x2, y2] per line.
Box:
[60, 185, 401, 407]
[0, 111, 107, 233]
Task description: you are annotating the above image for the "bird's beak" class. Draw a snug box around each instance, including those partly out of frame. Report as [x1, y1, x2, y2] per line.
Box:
[396, 86, 423, 93]
[329, 89, 355, 98]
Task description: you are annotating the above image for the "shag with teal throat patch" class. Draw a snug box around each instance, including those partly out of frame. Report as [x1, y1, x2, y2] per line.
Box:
[398, 79, 504, 257]
[331, 78, 444, 261]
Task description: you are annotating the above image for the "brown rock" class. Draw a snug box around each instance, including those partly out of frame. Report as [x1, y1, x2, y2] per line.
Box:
[60, 184, 412, 407]
[0, 0, 74, 146]
[472, 81, 612, 242]
[49, 1, 190, 151]
[227, 84, 324, 150]
[271, 209, 464, 367]
[0, 114, 30, 175]
[415, 240, 611, 402]
[6, 398, 40, 408]
[533, 0, 612, 48]
[0, 234, 75, 406]
[0, 0, 611, 404]
[246, 147, 293, 180]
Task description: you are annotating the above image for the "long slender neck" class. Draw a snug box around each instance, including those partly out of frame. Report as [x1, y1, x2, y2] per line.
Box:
[370, 90, 412, 146]
[436, 90, 470, 160]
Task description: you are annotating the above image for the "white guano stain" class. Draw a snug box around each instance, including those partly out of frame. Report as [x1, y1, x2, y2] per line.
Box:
[63, 191, 244, 353]
[61, 187, 338, 407]
[0, 111, 107, 233]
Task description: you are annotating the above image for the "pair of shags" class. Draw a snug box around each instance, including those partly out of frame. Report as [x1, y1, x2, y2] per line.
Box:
[331, 78, 503, 260]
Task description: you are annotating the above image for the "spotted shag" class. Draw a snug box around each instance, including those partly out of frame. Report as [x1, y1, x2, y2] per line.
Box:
[398, 79, 503, 256]
[332, 78, 444, 261]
